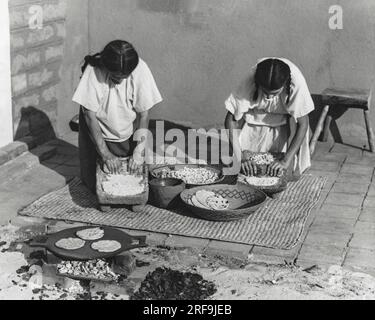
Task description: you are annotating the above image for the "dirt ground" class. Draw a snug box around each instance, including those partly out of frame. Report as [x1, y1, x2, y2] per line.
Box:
[1, 224, 375, 300]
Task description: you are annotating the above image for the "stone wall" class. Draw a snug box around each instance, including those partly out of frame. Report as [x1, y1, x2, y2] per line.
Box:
[9, 0, 67, 145]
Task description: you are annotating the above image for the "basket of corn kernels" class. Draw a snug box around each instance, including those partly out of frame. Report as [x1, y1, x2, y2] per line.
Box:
[240, 151, 288, 196]
[242, 151, 285, 176]
[150, 164, 225, 188]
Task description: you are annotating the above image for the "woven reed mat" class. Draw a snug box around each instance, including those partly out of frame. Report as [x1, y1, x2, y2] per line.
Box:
[19, 175, 326, 250]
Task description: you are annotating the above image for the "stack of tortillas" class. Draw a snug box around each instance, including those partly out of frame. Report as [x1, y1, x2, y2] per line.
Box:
[191, 190, 229, 211]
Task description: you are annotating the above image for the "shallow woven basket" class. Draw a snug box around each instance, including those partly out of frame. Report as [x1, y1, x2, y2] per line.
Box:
[238, 174, 288, 197]
[180, 183, 267, 222]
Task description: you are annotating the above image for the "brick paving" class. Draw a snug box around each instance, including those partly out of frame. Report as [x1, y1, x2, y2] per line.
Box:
[1, 133, 375, 276]
[344, 248, 375, 275]
[330, 182, 369, 194]
[204, 241, 252, 260]
[297, 244, 345, 266]
[315, 204, 361, 221]
[164, 235, 210, 251]
[359, 209, 375, 223]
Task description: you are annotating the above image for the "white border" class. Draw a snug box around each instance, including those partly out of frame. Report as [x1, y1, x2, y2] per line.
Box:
[0, 0, 13, 148]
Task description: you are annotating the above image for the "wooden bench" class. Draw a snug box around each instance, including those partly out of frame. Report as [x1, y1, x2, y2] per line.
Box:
[310, 88, 374, 154]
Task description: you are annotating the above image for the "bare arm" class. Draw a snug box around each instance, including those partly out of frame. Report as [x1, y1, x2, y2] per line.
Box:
[82, 107, 121, 174]
[132, 110, 149, 158]
[267, 115, 309, 176]
[225, 112, 257, 176]
[284, 115, 309, 165]
[128, 109, 152, 172]
[137, 110, 150, 138]
[224, 112, 240, 153]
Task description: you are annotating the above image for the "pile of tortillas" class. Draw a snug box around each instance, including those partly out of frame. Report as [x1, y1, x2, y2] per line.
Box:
[189, 190, 230, 211]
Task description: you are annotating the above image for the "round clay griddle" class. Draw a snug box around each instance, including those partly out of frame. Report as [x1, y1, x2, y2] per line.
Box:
[28, 226, 147, 261]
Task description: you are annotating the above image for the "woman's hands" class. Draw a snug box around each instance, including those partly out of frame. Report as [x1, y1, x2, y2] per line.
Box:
[241, 159, 258, 176]
[242, 159, 288, 177]
[241, 151, 258, 176]
[128, 156, 143, 174]
[102, 153, 122, 175]
[241, 151, 289, 177]
[266, 159, 289, 177]
[102, 154, 144, 175]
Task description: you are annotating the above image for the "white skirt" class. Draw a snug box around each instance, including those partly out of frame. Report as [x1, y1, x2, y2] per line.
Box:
[239, 121, 311, 175]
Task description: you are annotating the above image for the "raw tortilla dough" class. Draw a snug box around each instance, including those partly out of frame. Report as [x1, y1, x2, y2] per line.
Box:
[245, 176, 280, 187]
[55, 238, 86, 250]
[102, 175, 144, 197]
[76, 228, 105, 241]
[91, 240, 122, 253]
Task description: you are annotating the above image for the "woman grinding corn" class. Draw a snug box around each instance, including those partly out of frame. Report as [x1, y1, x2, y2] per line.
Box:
[225, 58, 314, 177]
[72, 40, 163, 192]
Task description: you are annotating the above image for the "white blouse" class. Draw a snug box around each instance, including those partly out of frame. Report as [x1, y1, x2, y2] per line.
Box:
[73, 58, 163, 142]
[225, 57, 314, 127]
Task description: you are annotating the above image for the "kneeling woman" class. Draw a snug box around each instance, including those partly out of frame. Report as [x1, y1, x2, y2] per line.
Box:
[225, 58, 314, 177]
[72, 40, 163, 192]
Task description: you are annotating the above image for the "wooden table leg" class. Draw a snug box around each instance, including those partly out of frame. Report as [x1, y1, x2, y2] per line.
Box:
[364, 110, 375, 152]
[322, 112, 332, 142]
[310, 105, 330, 156]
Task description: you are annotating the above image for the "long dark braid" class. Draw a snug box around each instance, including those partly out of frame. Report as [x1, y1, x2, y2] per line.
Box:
[81, 53, 102, 74]
[285, 69, 292, 104]
[253, 83, 260, 102]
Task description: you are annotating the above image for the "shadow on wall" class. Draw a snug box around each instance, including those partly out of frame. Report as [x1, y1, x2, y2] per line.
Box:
[15, 107, 57, 143]
[14, 106, 80, 184]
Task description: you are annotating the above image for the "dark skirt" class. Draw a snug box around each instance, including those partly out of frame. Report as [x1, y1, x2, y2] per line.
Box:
[78, 107, 136, 193]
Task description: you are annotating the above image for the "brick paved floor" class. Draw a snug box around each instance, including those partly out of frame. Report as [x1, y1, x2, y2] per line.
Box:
[1, 132, 375, 276]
